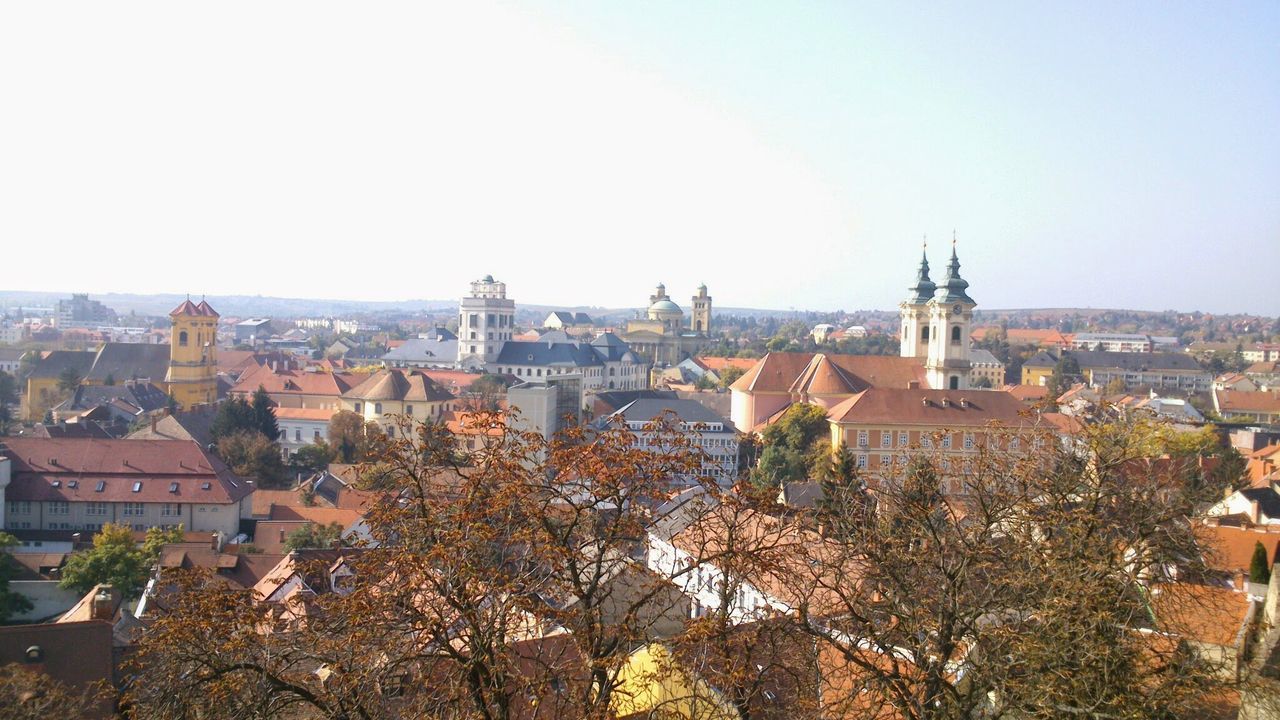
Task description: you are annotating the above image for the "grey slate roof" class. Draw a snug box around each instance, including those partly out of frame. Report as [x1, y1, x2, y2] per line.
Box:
[495, 334, 642, 368]
[83, 343, 170, 384]
[1023, 349, 1203, 373]
[382, 337, 458, 365]
[609, 398, 735, 430]
[26, 350, 95, 380]
[62, 381, 171, 413]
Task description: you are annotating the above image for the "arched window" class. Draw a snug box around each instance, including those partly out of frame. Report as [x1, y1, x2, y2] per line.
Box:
[949, 376, 960, 390]
[178, 330, 188, 346]
[950, 326, 961, 345]
[921, 326, 929, 341]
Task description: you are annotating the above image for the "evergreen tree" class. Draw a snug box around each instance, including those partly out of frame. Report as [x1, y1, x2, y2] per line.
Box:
[1249, 540, 1271, 584]
[210, 396, 257, 441]
[251, 386, 281, 441]
[0, 532, 34, 621]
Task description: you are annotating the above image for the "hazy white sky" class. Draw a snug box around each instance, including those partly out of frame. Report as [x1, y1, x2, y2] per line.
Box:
[1, 2, 1276, 314]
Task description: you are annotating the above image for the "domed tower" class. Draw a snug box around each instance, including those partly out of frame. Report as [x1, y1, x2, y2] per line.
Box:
[925, 239, 976, 390]
[899, 242, 935, 360]
[457, 274, 515, 368]
[690, 284, 712, 334]
[166, 297, 219, 409]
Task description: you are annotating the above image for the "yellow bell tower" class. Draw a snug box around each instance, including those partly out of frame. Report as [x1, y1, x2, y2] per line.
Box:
[165, 297, 219, 409]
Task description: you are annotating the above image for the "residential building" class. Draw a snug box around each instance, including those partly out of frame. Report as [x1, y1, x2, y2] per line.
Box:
[1, 437, 254, 536]
[491, 332, 647, 396]
[968, 348, 1005, 388]
[1069, 333, 1156, 353]
[456, 274, 516, 369]
[619, 283, 715, 367]
[1214, 389, 1280, 424]
[810, 323, 837, 344]
[543, 311, 594, 329]
[1243, 344, 1280, 364]
[1205, 483, 1280, 525]
[164, 298, 220, 409]
[229, 363, 368, 410]
[22, 350, 97, 421]
[275, 407, 337, 455]
[729, 351, 926, 432]
[1215, 373, 1259, 393]
[234, 318, 272, 344]
[0, 347, 25, 374]
[0, 323, 27, 344]
[53, 293, 117, 329]
[602, 398, 739, 486]
[825, 388, 1038, 495]
[340, 368, 457, 435]
[1021, 349, 1211, 392]
[380, 328, 458, 369]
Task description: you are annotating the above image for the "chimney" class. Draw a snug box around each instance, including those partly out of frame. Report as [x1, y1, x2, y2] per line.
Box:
[150, 415, 157, 433]
[960, 398, 970, 408]
[211, 532, 220, 551]
[91, 586, 114, 621]
[941, 398, 950, 408]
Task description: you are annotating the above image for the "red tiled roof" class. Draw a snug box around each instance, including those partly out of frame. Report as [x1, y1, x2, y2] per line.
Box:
[273, 407, 338, 421]
[1004, 384, 1049, 402]
[1218, 390, 1280, 413]
[0, 620, 116, 717]
[230, 363, 368, 397]
[693, 356, 759, 373]
[344, 369, 455, 403]
[731, 352, 925, 395]
[827, 389, 1029, 426]
[1198, 522, 1280, 574]
[2, 437, 252, 505]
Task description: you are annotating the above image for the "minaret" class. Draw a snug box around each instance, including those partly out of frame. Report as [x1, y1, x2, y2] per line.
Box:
[899, 239, 935, 360]
[925, 236, 976, 390]
[690, 284, 712, 334]
[165, 296, 219, 408]
[456, 275, 516, 369]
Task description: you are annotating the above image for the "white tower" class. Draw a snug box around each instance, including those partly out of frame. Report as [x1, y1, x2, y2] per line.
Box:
[925, 240, 976, 390]
[457, 275, 515, 369]
[899, 242, 935, 360]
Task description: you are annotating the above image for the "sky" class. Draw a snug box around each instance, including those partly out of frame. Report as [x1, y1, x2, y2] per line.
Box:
[1, 1, 1276, 314]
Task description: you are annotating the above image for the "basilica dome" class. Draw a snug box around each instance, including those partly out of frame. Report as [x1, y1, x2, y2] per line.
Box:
[648, 298, 683, 321]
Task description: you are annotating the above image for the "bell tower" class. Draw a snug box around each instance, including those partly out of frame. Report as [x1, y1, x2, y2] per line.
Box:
[690, 284, 712, 334]
[899, 240, 935, 360]
[925, 238, 976, 391]
[165, 297, 219, 409]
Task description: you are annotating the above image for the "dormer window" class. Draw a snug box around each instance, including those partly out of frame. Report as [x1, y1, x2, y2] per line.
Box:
[132, 481, 143, 492]
[169, 482, 179, 493]
[201, 482, 212, 490]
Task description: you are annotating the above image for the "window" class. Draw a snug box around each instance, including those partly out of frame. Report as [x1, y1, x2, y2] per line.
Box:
[162, 503, 180, 516]
[881, 430, 892, 448]
[179, 330, 188, 346]
[49, 501, 69, 515]
[921, 435, 933, 449]
[949, 376, 960, 390]
[95, 480, 106, 492]
[856, 430, 868, 447]
[201, 482, 212, 490]
[951, 325, 961, 345]
[86, 502, 108, 516]
[124, 502, 144, 516]
[880, 453, 891, 466]
[132, 481, 143, 493]
[7, 501, 31, 514]
[1010, 437, 1021, 450]
[405, 405, 413, 416]
[898, 431, 909, 447]
[856, 454, 868, 469]
[941, 434, 952, 449]
[169, 482, 179, 493]
[295, 428, 301, 442]
[921, 326, 930, 341]
[374, 402, 382, 415]
[963, 433, 974, 450]
[68, 480, 78, 489]
[354, 402, 362, 413]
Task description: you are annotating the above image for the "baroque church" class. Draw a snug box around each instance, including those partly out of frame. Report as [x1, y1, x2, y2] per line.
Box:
[619, 283, 714, 367]
[899, 240, 976, 390]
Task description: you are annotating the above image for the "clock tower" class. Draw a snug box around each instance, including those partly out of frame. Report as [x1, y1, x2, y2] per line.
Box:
[924, 240, 975, 391]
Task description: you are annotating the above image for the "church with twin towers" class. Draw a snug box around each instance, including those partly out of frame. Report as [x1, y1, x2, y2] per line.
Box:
[899, 239, 977, 390]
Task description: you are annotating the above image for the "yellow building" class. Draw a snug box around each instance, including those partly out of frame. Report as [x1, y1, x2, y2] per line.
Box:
[164, 298, 219, 409]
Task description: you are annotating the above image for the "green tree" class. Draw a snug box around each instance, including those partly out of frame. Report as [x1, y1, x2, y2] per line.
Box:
[59, 523, 150, 599]
[284, 521, 345, 551]
[251, 386, 281, 441]
[291, 442, 336, 476]
[1250, 541, 1271, 584]
[693, 374, 717, 391]
[0, 532, 34, 621]
[56, 366, 82, 393]
[1103, 376, 1127, 395]
[0, 369, 17, 434]
[750, 403, 831, 486]
[1046, 353, 1081, 397]
[210, 396, 258, 441]
[141, 524, 187, 563]
[718, 365, 746, 389]
[217, 430, 288, 488]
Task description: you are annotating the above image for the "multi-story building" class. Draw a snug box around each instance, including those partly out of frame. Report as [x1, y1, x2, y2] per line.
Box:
[53, 294, 117, 329]
[235, 319, 272, 344]
[1069, 333, 1156, 353]
[1243, 344, 1280, 364]
[340, 368, 457, 436]
[229, 364, 369, 410]
[275, 407, 336, 456]
[968, 348, 1005, 388]
[826, 388, 1039, 495]
[0, 437, 254, 536]
[602, 398, 738, 486]
[1213, 389, 1280, 424]
[491, 332, 648, 397]
[456, 275, 516, 370]
[1021, 349, 1211, 392]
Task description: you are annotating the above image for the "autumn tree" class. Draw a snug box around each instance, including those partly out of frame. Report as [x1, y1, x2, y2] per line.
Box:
[0, 664, 105, 719]
[59, 523, 151, 599]
[717, 365, 746, 389]
[283, 521, 345, 551]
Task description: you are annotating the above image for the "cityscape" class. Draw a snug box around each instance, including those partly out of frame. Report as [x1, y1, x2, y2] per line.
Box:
[1, 2, 1278, 719]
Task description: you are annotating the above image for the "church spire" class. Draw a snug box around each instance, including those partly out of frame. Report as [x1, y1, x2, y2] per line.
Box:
[936, 234, 974, 304]
[906, 236, 936, 304]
